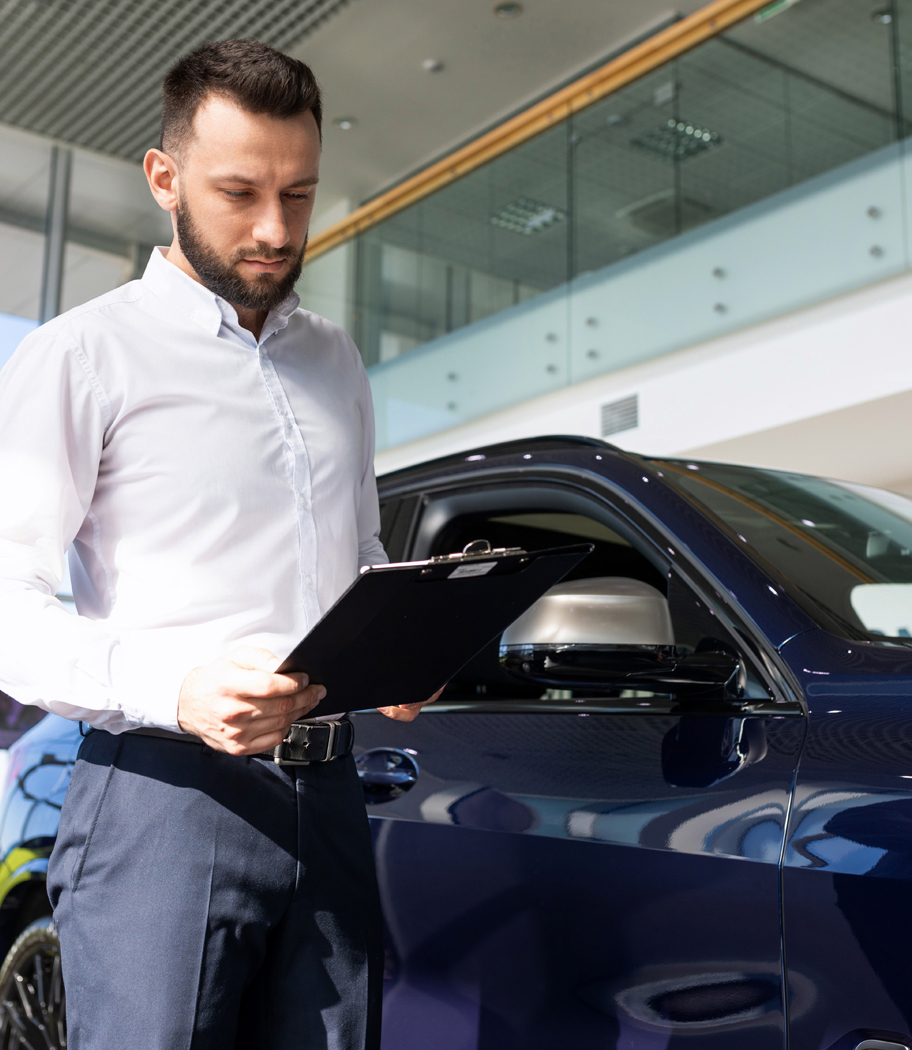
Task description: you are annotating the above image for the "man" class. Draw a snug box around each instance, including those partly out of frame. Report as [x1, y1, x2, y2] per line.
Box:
[0, 39, 433, 1050]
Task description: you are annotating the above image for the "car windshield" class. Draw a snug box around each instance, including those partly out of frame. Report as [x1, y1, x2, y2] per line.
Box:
[653, 459, 912, 642]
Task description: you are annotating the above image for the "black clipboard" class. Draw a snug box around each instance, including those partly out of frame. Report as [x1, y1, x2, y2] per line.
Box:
[278, 542, 593, 717]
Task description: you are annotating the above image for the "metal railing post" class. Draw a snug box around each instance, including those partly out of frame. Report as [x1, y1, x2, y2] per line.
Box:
[39, 145, 72, 324]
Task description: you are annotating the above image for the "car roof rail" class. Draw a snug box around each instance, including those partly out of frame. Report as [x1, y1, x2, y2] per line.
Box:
[378, 434, 623, 484]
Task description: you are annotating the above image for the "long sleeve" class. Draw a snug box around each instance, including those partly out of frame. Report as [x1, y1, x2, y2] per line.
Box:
[0, 327, 186, 731]
[355, 350, 388, 570]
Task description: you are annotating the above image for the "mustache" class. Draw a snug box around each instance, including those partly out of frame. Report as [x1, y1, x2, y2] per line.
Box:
[232, 243, 301, 265]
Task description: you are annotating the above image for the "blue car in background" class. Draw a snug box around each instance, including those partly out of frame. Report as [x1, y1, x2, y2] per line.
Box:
[1, 434, 912, 1050]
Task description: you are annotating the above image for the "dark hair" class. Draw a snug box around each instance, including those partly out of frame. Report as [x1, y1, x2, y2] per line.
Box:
[160, 39, 322, 157]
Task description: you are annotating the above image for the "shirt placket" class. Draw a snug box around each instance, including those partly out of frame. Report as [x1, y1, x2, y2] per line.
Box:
[256, 345, 321, 628]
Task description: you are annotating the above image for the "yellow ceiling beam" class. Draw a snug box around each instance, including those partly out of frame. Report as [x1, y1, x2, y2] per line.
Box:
[306, 0, 773, 262]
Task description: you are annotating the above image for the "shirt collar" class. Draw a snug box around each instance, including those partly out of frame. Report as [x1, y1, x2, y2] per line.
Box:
[142, 247, 300, 346]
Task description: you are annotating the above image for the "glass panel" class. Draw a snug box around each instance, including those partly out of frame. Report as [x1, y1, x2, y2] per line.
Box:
[296, 240, 356, 338]
[728, 0, 898, 137]
[571, 67, 681, 278]
[674, 41, 792, 223]
[574, 2, 897, 285]
[61, 147, 172, 312]
[353, 121, 569, 367]
[895, 0, 912, 131]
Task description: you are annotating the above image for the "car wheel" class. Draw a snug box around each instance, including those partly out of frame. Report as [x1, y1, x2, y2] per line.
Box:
[0, 917, 66, 1049]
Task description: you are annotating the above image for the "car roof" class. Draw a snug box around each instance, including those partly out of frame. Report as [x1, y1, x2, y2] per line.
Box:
[378, 434, 620, 487]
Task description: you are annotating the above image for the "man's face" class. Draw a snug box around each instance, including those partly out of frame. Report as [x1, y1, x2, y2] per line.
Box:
[169, 95, 321, 312]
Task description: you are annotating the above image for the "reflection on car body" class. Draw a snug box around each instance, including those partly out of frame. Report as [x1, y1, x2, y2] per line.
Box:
[3, 436, 912, 1049]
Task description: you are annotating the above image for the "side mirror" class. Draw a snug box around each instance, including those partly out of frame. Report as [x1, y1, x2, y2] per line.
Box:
[499, 577, 742, 697]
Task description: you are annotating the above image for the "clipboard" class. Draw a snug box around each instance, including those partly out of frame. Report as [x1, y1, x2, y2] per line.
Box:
[278, 541, 593, 717]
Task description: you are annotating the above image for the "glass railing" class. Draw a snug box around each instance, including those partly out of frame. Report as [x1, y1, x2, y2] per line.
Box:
[297, 0, 912, 450]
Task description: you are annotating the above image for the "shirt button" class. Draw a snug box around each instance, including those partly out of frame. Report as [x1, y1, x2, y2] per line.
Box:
[305, 575, 314, 588]
[299, 492, 309, 507]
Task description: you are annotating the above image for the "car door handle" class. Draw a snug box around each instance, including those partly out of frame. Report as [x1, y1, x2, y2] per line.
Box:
[356, 748, 419, 804]
[826, 1034, 911, 1050]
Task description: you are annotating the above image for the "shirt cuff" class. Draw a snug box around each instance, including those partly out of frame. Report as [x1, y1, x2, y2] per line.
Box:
[108, 630, 195, 733]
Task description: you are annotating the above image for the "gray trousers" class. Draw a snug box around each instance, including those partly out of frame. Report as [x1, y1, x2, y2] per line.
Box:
[47, 729, 383, 1050]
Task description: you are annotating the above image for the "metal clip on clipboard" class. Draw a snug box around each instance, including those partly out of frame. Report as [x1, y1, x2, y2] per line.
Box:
[430, 539, 526, 563]
[423, 539, 527, 579]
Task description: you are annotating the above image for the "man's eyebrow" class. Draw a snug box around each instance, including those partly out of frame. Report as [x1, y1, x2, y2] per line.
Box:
[214, 174, 320, 187]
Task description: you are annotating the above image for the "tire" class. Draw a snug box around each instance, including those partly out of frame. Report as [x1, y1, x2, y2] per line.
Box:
[0, 917, 66, 1049]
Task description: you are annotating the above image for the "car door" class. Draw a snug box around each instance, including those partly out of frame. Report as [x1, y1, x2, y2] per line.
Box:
[778, 630, 912, 1050]
[357, 466, 806, 1050]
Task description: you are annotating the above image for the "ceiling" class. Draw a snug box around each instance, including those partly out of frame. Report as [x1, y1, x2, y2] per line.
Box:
[0, 0, 352, 161]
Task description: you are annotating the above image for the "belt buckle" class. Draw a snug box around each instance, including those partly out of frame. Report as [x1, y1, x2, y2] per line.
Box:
[273, 720, 342, 766]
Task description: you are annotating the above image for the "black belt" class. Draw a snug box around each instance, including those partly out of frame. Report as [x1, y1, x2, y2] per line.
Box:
[128, 719, 353, 766]
[266, 719, 354, 765]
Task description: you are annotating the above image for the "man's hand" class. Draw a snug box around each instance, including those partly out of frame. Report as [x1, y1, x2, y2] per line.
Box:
[177, 646, 326, 755]
[377, 685, 445, 723]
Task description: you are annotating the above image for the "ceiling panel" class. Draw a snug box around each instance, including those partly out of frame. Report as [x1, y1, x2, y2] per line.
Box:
[0, 0, 353, 162]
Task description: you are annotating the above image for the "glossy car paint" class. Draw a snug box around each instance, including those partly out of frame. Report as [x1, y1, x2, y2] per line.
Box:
[780, 629, 912, 1050]
[0, 438, 909, 1050]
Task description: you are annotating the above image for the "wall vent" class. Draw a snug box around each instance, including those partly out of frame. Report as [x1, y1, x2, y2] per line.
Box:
[601, 395, 638, 437]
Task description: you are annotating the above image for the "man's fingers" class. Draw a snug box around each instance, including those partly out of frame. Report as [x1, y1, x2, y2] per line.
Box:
[376, 685, 444, 722]
[377, 705, 420, 722]
[289, 684, 326, 719]
[227, 683, 325, 722]
[231, 685, 327, 753]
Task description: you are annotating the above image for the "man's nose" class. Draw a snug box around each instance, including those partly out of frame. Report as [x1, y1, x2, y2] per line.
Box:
[251, 200, 291, 250]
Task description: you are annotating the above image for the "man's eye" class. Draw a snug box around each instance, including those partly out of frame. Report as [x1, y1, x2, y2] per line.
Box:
[224, 190, 250, 199]
[285, 193, 311, 202]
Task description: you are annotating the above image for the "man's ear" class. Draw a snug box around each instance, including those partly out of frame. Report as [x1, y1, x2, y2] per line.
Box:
[144, 148, 179, 213]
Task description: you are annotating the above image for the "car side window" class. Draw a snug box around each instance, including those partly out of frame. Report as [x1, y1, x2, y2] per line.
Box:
[425, 502, 668, 700]
[419, 493, 767, 701]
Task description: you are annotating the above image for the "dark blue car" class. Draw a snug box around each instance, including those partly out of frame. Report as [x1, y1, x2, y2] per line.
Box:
[1, 435, 911, 1050]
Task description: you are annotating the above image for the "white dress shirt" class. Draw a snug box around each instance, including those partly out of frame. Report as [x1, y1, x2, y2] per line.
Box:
[0, 248, 387, 734]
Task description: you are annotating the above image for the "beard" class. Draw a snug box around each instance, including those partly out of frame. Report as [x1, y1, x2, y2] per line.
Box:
[176, 199, 306, 313]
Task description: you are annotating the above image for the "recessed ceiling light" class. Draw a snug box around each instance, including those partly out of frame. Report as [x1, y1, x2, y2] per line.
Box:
[494, 2, 523, 18]
[490, 197, 566, 235]
[332, 116, 356, 130]
[872, 8, 892, 23]
[631, 119, 722, 162]
[422, 58, 445, 73]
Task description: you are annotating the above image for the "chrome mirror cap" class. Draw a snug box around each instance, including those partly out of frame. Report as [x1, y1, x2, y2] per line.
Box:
[500, 577, 674, 648]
